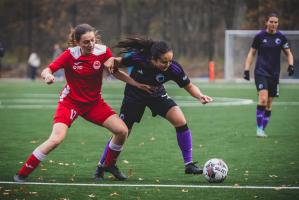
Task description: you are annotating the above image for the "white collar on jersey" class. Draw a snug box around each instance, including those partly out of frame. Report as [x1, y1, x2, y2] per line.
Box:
[68, 44, 107, 59]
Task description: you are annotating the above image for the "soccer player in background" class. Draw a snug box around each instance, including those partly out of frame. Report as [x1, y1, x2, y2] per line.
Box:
[13, 24, 152, 182]
[243, 13, 294, 137]
[94, 37, 213, 180]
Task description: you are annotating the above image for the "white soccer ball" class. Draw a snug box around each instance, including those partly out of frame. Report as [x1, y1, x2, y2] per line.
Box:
[203, 158, 228, 183]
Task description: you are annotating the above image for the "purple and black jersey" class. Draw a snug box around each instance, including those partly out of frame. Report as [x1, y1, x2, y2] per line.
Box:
[121, 50, 190, 99]
[252, 30, 289, 79]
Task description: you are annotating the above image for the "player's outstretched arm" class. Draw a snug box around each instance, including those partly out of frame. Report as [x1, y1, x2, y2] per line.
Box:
[41, 67, 55, 84]
[112, 69, 155, 94]
[184, 83, 213, 104]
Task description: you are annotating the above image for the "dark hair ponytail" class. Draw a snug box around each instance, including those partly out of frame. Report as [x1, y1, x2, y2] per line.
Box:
[115, 37, 172, 59]
[150, 41, 171, 59]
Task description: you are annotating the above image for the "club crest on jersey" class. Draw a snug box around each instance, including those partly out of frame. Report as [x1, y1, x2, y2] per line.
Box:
[275, 38, 281, 45]
[156, 73, 165, 83]
[93, 60, 101, 70]
[258, 83, 264, 90]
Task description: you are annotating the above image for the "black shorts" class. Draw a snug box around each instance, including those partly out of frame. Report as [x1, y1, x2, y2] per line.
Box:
[119, 93, 177, 129]
[254, 75, 279, 97]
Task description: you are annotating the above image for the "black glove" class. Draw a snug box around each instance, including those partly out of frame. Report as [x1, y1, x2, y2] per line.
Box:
[288, 65, 294, 76]
[243, 70, 250, 80]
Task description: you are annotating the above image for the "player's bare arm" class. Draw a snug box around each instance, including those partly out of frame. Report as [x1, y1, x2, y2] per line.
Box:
[104, 57, 123, 74]
[41, 67, 55, 84]
[184, 83, 213, 104]
[244, 48, 257, 80]
[112, 69, 155, 94]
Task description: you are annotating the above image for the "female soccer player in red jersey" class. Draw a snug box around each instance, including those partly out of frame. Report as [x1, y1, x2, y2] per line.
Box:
[14, 24, 152, 182]
[244, 13, 294, 137]
[94, 37, 213, 180]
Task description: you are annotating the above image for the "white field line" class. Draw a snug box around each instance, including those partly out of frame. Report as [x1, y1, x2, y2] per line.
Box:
[0, 95, 299, 109]
[0, 181, 298, 190]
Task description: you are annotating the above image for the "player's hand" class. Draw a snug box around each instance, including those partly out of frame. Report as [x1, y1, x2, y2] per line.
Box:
[137, 84, 156, 94]
[243, 70, 250, 81]
[104, 57, 116, 74]
[288, 65, 294, 76]
[44, 73, 55, 84]
[199, 95, 213, 104]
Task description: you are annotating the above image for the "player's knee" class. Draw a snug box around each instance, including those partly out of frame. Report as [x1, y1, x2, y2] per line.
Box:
[113, 125, 128, 140]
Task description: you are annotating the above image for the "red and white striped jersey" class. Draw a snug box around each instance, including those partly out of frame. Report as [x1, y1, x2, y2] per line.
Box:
[49, 44, 112, 103]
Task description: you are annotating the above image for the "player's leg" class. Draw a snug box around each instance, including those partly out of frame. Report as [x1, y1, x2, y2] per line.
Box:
[255, 75, 269, 137]
[165, 106, 203, 174]
[149, 95, 203, 175]
[262, 78, 278, 132]
[14, 123, 68, 182]
[87, 99, 138, 181]
[14, 101, 77, 182]
[263, 97, 273, 131]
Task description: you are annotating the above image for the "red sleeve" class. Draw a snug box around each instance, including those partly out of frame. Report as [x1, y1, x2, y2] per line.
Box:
[105, 47, 113, 61]
[48, 50, 70, 73]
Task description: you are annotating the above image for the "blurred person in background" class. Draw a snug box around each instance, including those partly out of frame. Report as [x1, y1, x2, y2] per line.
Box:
[28, 51, 41, 80]
[52, 43, 64, 81]
[0, 41, 5, 77]
[243, 13, 294, 137]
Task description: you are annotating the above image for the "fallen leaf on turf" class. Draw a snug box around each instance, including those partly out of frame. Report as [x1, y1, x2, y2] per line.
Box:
[30, 140, 38, 144]
[88, 194, 96, 198]
[156, 179, 160, 183]
[289, 162, 295, 165]
[181, 189, 188, 193]
[19, 161, 24, 164]
[110, 192, 119, 196]
[3, 192, 9, 195]
[253, 195, 258, 198]
[233, 184, 240, 188]
[123, 160, 129, 164]
[138, 177, 144, 181]
[138, 142, 144, 146]
[128, 168, 133, 177]
[150, 137, 155, 141]
[269, 175, 278, 178]
[40, 168, 47, 171]
[58, 162, 64, 165]
[49, 160, 54, 163]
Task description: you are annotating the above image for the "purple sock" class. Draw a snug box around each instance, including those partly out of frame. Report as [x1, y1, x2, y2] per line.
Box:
[98, 138, 111, 165]
[176, 125, 193, 165]
[263, 110, 271, 130]
[256, 105, 265, 129]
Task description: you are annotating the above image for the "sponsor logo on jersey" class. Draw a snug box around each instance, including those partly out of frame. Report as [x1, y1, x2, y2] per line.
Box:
[283, 42, 289, 49]
[155, 73, 165, 83]
[93, 60, 101, 70]
[275, 38, 281, 45]
[73, 62, 83, 70]
[137, 69, 143, 74]
[262, 39, 267, 43]
[182, 75, 188, 80]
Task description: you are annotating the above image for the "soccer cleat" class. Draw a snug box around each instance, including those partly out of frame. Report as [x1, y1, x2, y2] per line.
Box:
[93, 165, 105, 181]
[94, 164, 127, 181]
[13, 174, 27, 182]
[185, 161, 203, 175]
[256, 127, 267, 138]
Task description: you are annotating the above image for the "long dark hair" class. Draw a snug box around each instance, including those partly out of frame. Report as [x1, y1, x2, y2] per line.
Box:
[68, 23, 101, 47]
[115, 37, 172, 59]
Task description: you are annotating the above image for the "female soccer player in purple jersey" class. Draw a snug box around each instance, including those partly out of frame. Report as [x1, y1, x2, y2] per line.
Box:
[243, 13, 294, 137]
[94, 37, 213, 180]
